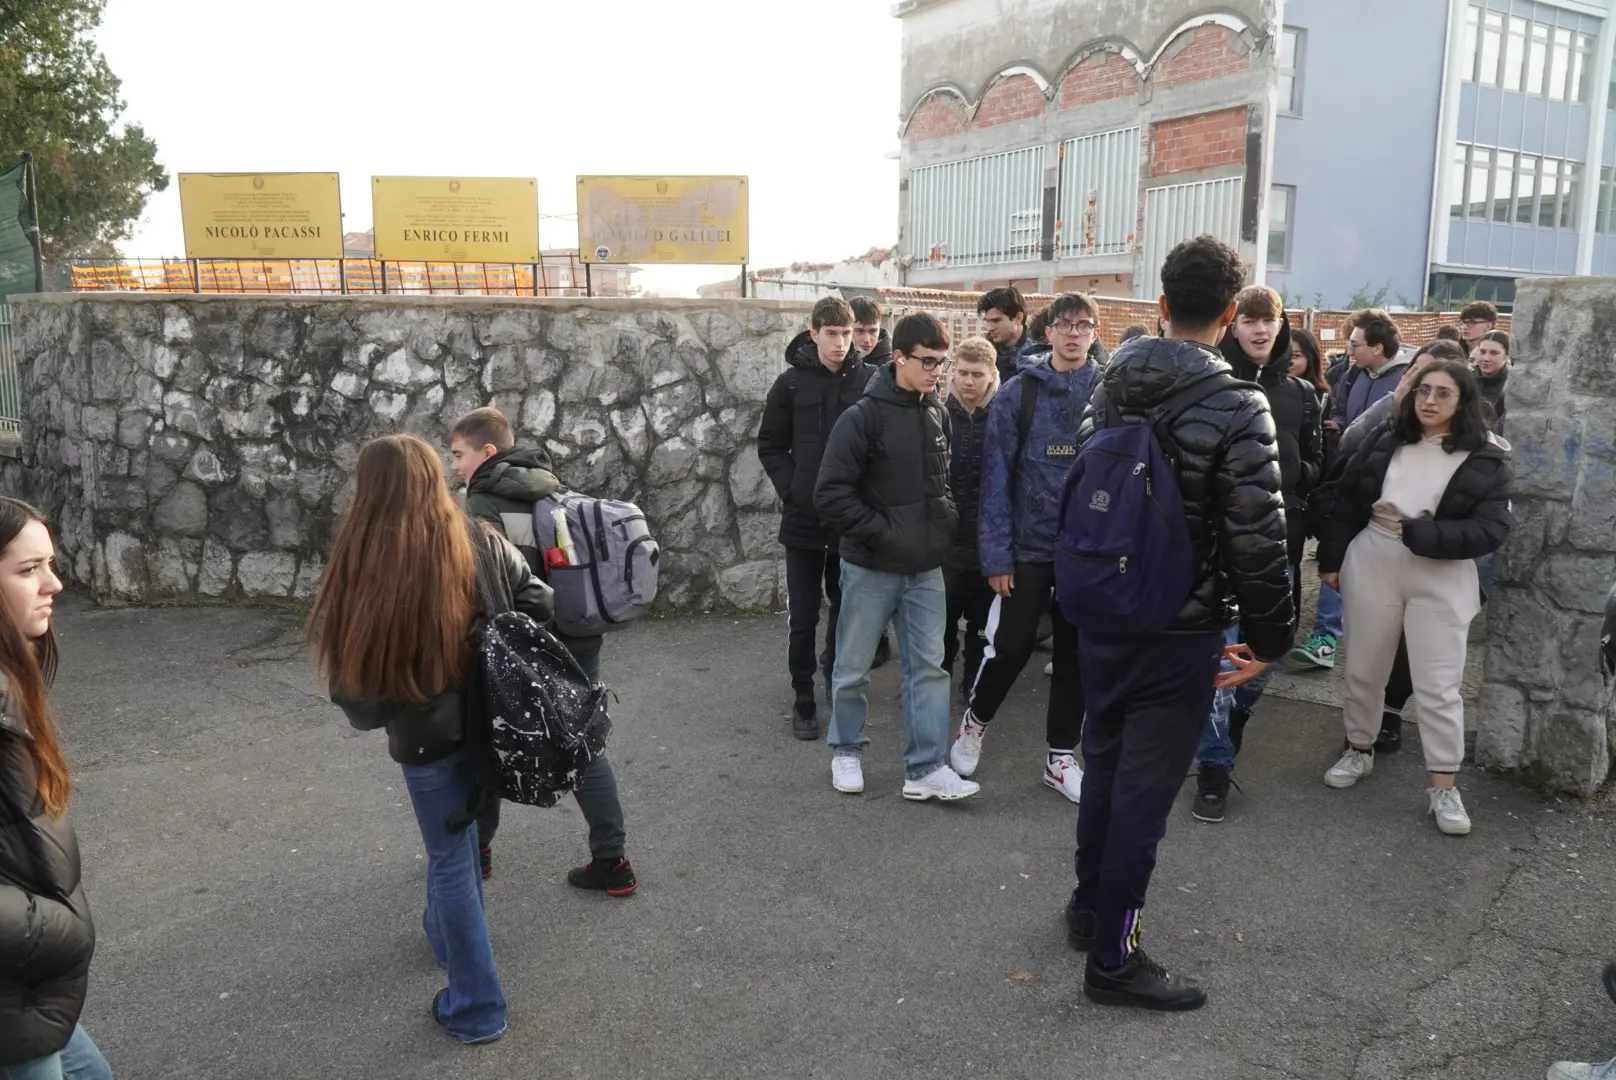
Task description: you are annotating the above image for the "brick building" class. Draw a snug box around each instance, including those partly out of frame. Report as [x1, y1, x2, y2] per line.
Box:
[896, 0, 1616, 311]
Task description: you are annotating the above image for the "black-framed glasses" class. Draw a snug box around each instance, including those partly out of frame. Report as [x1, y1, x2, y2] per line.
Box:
[915, 356, 952, 372]
[1052, 319, 1096, 335]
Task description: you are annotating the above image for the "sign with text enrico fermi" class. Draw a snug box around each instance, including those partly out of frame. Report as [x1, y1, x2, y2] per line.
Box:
[370, 176, 538, 263]
[179, 172, 343, 259]
[577, 175, 748, 264]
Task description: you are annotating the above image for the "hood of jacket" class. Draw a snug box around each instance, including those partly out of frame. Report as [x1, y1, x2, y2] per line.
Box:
[1219, 314, 1293, 385]
[864, 361, 939, 409]
[468, 446, 557, 503]
[1101, 335, 1233, 413]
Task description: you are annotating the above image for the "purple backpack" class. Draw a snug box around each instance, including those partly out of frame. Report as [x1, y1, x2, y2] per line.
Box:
[1055, 373, 1248, 636]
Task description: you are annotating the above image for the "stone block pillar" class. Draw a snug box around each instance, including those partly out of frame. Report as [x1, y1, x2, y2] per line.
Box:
[1476, 276, 1616, 794]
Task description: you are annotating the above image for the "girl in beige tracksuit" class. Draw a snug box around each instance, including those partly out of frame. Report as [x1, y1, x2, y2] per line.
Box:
[1314, 359, 1513, 837]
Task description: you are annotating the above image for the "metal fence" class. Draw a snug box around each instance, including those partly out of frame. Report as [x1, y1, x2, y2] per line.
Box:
[1141, 178, 1246, 301]
[1057, 127, 1141, 258]
[0, 304, 22, 439]
[908, 146, 1046, 268]
[69, 254, 633, 297]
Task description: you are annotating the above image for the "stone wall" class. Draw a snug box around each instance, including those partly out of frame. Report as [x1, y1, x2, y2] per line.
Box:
[1476, 277, 1616, 795]
[3, 294, 811, 611]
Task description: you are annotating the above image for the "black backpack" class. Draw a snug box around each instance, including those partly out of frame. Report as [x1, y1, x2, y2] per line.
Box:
[458, 531, 612, 820]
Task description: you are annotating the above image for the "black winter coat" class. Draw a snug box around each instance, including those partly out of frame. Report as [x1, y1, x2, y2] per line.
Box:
[1219, 318, 1324, 561]
[333, 526, 554, 765]
[1077, 337, 1295, 662]
[756, 332, 875, 550]
[946, 393, 992, 571]
[464, 446, 561, 573]
[814, 363, 957, 575]
[1316, 425, 1514, 574]
[0, 683, 94, 1066]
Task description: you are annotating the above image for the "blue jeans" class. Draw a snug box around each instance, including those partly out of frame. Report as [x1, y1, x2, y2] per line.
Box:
[1197, 624, 1280, 769]
[401, 750, 507, 1042]
[1311, 581, 1343, 639]
[828, 562, 951, 781]
[0, 1027, 111, 1080]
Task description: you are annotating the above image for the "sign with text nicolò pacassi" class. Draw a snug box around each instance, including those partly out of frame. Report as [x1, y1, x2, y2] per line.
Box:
[577, 175, 748, 264]
[370, 176, 538, 263]
[179, 173, 343, 259]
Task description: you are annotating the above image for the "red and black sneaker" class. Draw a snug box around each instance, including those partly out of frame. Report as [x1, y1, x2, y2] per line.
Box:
[479, 846, 493, 881]
[567, 857, 637, 897]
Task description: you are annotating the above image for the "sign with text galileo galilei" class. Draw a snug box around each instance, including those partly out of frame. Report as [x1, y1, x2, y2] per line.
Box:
[179, 173, 343, 259]
[370, 176, 538, 263]
[577, 176, 748, 264]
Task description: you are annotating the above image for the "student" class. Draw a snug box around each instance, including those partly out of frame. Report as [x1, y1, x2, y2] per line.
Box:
[757, 297, 877, 739]
[1472, 329, 1509, 435]
[312, 434, 555, 1045]
[1318, 361, 1513, 836]
[942, 336, 999, 695]
[1066, 235, 1292, 1010]
[952, 293, 1103, 803]
[451, 408, 636, 894]
[1190, 285, 1322, 823]
[1456, 299, 1497, 351]
[978, 286, 1031, 384]
[850, 296, 893, 367]
[0, 500, 113, 1080]
[814, 313, 978, 802]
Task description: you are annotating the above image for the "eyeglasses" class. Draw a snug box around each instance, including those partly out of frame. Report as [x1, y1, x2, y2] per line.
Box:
[913, 356, 952, 372]
[1052, 319, 1097, 335]
[1460, 318, 1491, 328]
[1414, 384, 1457, 401]
[1347, 338, 1368, 349]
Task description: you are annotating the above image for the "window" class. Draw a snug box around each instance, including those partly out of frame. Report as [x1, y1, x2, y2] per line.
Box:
[1597, 165, 1616, 235]
[1516, 154, 1538, 224]
[1278, 27, 1305, 115]
[1450, 142, 1582, 232]
[1493, 151, 1515, 221]
[1462, 5, 1593, 102]
[1539, 158, 1561, 228]
[1469, 147, 1493, 220]
[1450, 145, 1468, 218]
[1267, 185, 1293, 269]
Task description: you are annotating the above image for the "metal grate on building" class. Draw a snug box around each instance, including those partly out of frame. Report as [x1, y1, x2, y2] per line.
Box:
[0, 303, 20, 439]
[1141, 177, 1245, 300]
[1058, 127, 1142, 258]
[908, 146, 1045, 268]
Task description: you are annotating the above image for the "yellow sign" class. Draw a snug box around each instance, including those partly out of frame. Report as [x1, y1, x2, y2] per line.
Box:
[371, 176, 538, 263]
[577, 175, 748, 264]
[179, 172, 343, 259]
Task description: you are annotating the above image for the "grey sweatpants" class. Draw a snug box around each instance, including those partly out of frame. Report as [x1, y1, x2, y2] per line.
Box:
[1340, 523, 1479, 773]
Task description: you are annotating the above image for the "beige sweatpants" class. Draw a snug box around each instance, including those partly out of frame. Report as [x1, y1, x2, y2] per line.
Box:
[1340, 523, 1479, 773]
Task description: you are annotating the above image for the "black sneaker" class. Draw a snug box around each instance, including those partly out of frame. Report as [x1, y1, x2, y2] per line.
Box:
[792, 690, 819, 741]
[872, 634, 893, 669]
[567, 856, 638, 896]
[1065, 898, 1095, 952]
[1193, 766, 1230, 823]
[1084, 949, 1207, 1011]
[479, 845, 493, 880]
[1374, 713, 1403, 753]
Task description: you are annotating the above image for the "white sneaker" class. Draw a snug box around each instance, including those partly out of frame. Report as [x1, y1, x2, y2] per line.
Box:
[1429, 786, 1472, 836]
[1044, 661, 1054, 676]
[831, 755, 864, 794]
[1043, 753, 1084, 804]
[902, 764, 980, 802]
[1324, 748, 1373, 789]
[950, 711, 988, 778]
[1547, 1056, 1616, 1080]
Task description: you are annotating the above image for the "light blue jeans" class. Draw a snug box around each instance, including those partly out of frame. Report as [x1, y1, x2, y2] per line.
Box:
[828, 562, 952, 781]
[0, 1026, 112, 1080]
[401, 750, 507, 1043]
[1311, 581, 1343, 639]
[1197, 624, 1281, 770]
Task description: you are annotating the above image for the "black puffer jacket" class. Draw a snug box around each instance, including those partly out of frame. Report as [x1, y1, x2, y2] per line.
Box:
[333, 527, 554, 764]
[1220, 317, 1323, 561]
[757, 331, 875, 550]
[946, 392, 992, 571]
[814, 362, 957, 575]
[1077, 337, 1294, 661]
[0, 682, 94, 1067]
[1317, 425, 1513, 573]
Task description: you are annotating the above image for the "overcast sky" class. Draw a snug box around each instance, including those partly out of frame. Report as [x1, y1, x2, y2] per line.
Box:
[100, 0, 902, 296]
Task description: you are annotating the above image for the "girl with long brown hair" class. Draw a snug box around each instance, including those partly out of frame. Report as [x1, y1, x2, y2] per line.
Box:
[309, 434, 552, 1045]
[0, 499, 114, 1080]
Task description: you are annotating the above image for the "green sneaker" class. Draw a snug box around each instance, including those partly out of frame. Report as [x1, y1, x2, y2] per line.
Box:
[1290, 631, 1337, 669]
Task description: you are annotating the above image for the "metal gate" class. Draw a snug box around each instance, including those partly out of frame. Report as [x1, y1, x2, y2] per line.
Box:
[0, 304, 21, 438]
[1140, 178, 1244, 300]
[908, 146, 1045, 268]
[1057, 127, 1141, 258]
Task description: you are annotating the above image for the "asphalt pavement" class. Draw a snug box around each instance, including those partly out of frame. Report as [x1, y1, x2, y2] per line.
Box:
[45, 594, 1616, 1080]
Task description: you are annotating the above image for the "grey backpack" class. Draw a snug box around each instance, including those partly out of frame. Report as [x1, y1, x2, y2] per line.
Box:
[532, 490, 660, 635]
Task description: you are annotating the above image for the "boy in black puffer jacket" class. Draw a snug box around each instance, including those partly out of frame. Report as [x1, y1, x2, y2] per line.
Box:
[757, 297, 876, 739]
[942, 336, 998, 696]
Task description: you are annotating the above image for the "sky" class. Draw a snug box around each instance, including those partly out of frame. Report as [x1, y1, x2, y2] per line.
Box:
[99, 0, 903, 297]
